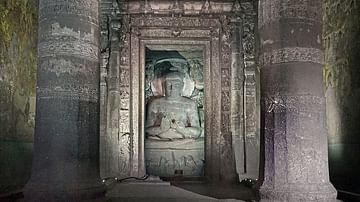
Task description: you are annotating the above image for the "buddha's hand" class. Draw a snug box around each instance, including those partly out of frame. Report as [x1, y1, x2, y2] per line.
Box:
[170, 118, 185, 129]
[160, 116, 171, 131]
[176, 120, 185, 129]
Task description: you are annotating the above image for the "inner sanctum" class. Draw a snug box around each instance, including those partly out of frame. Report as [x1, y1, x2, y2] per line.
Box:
[144, 47, 205, 178]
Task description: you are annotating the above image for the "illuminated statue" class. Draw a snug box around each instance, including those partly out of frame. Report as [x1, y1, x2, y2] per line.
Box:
[145, 71, 201, 140]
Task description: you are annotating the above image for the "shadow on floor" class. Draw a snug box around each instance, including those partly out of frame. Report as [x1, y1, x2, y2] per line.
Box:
[105, 175, 259, 202]
[171, 181, 259, 202]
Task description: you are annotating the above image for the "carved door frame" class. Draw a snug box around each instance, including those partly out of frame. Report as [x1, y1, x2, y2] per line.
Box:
[131, 38, 217, 179]
[100, 1, 259, 181]
[127, 14, 237, 181]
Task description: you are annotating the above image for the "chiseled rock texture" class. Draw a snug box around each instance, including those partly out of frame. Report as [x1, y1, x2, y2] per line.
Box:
[324, 0, 360, 195]
[0, 0, 37, 141]
[0, 0, 37, 194]
[258, 0, 337, 201]
[23, 0, 104, 200]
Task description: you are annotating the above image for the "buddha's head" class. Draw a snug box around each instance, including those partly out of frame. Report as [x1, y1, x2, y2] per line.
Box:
[163, 71, 184, 98]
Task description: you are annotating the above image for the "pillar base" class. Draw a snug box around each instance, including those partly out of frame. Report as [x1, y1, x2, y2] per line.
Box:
[260, 183, 338, 202]
[23, 181, 105, 202]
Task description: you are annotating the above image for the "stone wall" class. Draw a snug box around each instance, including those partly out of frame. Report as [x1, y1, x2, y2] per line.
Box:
[99, 0, 259, 181]
[0, 0, 37, 194]
[0, 0, 37, 141]
[323, 0, 360, 194]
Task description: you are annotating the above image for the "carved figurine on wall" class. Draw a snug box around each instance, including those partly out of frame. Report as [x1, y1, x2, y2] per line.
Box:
[145, 71, 202, 140]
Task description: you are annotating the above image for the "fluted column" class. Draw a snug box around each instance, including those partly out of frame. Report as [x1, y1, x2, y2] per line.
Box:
[258, 0, 337, 201]
[24, 0, 104, 201]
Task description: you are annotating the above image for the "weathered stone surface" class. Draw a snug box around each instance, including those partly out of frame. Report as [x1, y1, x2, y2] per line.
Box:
[145, 138, 205, 177]
[230, 2, 260, 182]
[0, 0, 37, 142]
[323, 0, 360, 195]
[258, 0, 337, 201]
[0, 0, 38, 194]
[23, 0, 104, 201]
[99, 0, 132, 179]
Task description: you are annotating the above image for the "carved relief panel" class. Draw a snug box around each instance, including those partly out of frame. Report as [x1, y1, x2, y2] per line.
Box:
[99, 0, 259, 182]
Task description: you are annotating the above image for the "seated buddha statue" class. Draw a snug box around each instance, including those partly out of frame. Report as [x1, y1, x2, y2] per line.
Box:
[145, 71, 201, 140]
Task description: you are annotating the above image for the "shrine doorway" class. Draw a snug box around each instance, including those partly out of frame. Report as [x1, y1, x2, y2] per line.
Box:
[143, 47, 206, 178]
[99, 0, 259, 183]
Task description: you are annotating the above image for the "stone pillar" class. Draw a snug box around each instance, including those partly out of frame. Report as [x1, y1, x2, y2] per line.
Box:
[258, 0, 337, 201]
[24, 0, 104, 201]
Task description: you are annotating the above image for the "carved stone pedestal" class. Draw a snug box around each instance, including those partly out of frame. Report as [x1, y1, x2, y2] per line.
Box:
[145, 138, 205, 177]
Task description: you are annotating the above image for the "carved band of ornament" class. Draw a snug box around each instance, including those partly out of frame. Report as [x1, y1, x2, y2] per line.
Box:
[258, 1, 320, 28]
[241, 2, 255, 13]
[39, 41, 99, 62]
[171, 28, 182, 37]
[130, 27, 141, 37]
[221, 68, 231, 88]
[130, 16, 222, 29]
[37, 87, 99, 102]
[120, 89, 130, 99]
[221, 114, 231, 133]
[200, 0, 212, 14]
[119, 110, 131, 133]
[39, 0, 99, 13]
[39, 4, 98, 24]
[46, 24, 99, 44]
[40, 59, 97, 77]
[100, 52, 110, 66]
[262, 95, 325, 114]
[221, 91, 231, 111]
[40, 0, 99, 7]
[260, 47, 324, 65]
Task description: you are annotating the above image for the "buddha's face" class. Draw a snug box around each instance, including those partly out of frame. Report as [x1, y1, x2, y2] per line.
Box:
[164, 79, 183, 98]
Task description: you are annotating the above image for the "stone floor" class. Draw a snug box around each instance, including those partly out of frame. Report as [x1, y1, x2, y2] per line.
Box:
[105, 178, 258, 202]
[171, 182, 258, 201]
[106, 183, 248, 202]
[0, 177, 258, 202]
